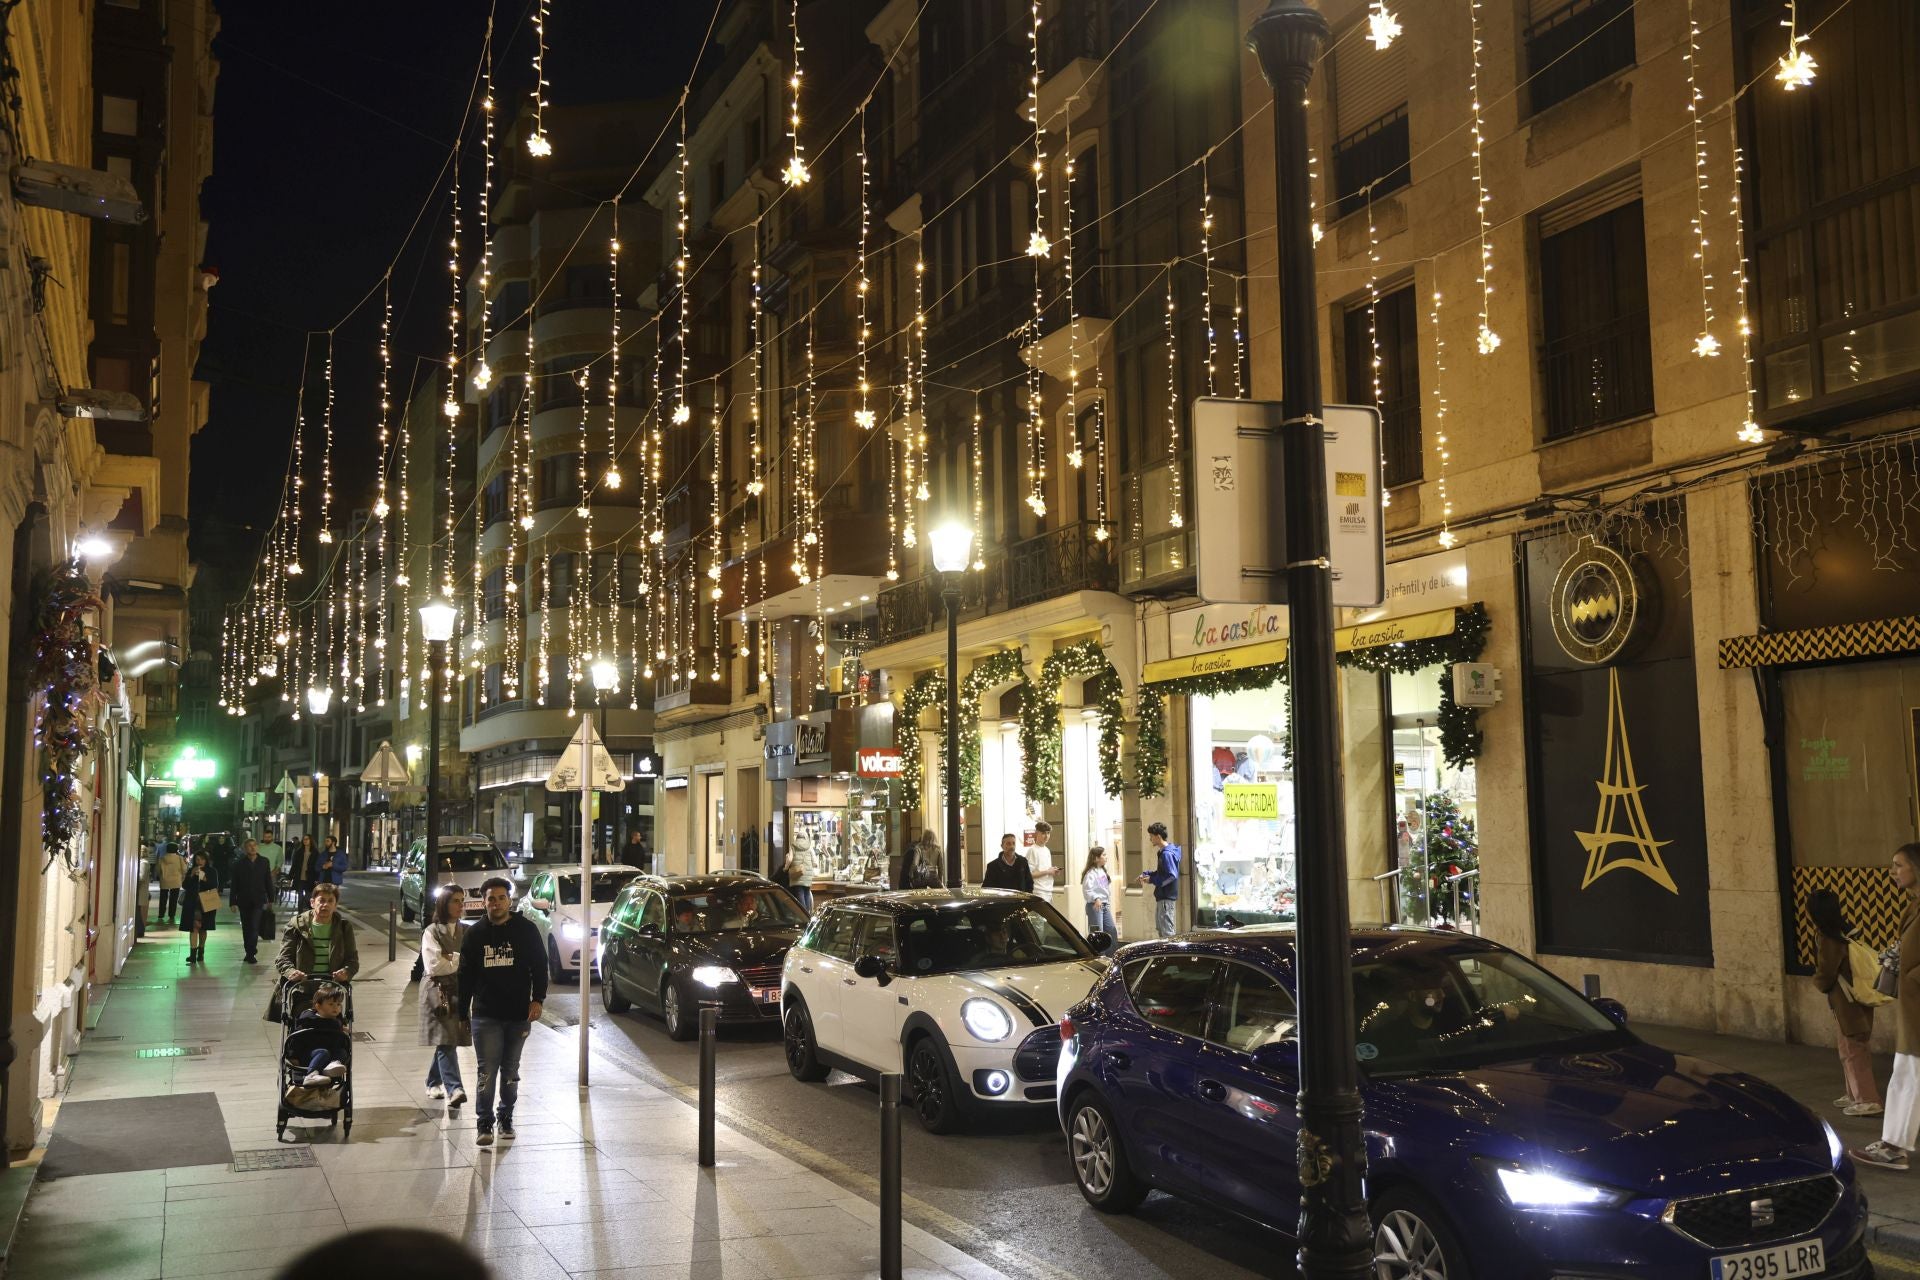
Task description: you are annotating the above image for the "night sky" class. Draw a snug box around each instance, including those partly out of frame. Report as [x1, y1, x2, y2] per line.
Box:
[189, 1, 708, 570]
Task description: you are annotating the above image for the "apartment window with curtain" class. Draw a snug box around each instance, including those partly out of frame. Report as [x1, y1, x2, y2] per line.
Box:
[1331, 31, 1409, 220]
[1536, 178, 1653, 439]
[1342, 285, 1422, 486]
[1524, 0, 1635, 115]
[1742, 0, 1920, 420]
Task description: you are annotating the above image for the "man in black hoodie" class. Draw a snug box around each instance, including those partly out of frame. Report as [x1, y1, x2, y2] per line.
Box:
[458, 876, 547, 1146]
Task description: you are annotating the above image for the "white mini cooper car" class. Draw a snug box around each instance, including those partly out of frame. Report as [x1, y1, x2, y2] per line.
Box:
[780, 888, 1114, 1133]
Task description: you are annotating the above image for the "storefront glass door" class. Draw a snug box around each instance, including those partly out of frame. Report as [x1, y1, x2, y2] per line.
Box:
[1389, 667, 1479, 927]
[1190, 684, 1297, 926]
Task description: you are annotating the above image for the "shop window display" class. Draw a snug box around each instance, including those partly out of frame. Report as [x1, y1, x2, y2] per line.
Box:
[1391, 666, 1479, 926]
[1190, 686, 1297, 926]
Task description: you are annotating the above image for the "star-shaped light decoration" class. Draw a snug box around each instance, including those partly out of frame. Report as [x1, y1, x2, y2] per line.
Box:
[783, 155, 811, 187]
[1476, 325, 1501, 355]
[526, 133, 552, 157]
[1367, 3, 1401, 49]
[1026, 230, 1051, 259]
[1694, 333, 1721, 358]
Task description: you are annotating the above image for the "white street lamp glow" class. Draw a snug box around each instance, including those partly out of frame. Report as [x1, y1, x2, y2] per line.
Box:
[76, 533, 113, 561]
[418, 601, 457, 644]
[306, 685, 334, 716]
[928, 522, 973, 574]
[591, 659, 619, 694]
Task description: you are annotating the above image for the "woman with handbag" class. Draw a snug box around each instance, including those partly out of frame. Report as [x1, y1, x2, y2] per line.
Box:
[1809, 889, 1883, 1116]
[179, 850, 220, 965]
[1855, 843, 1920, 1170]
[419, 888, 470, 1114]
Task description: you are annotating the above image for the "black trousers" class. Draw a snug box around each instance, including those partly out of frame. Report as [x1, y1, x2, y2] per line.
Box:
[240, 905, 262, 959]
[158, 888, 180, 919]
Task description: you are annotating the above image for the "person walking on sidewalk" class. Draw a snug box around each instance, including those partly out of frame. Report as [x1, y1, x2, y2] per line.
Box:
[420, 888, 471, 1114]
[265, 883, 361, 1021]
[786, 831, 817, 912]
[320, 836, 349, 887]
[1138, 822, 1182, 938]
[289, 835, 320, 904]
[154, 841, 186, 925]
[1029, 821, 1057, 896]
[179, 849, 220, 965]
[982, 833, 1034, 893]
[1810, 889, 1884, 1117]
[458, 877, 547, 1147]
[231, 839, 276, 964]
[1082, 846, 1118, 940]
[1855, 843, 1920, 1170]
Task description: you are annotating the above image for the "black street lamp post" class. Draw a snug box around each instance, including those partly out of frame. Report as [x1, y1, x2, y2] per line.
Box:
[1247, 5, 1372, 1277]
[420, 603, 457, 915]
[928, 523, 973, 887]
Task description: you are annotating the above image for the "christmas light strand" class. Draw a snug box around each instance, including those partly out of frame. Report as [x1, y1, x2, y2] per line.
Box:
[673, 105, 692, 427]
[317, 333, 336, 546]
[854, 107, 875, 431]
[474, 23, 497, 391]
[783, 0, 809, 186]
[1430, 287, 1456, 548]
[1775, 0, 1816, 89]
[1685, 0, 1719, 359]
[1164, 266, 1184, 531]
[1199, 155, 1218, 397]
[1467, 0, 1499, 355]
[527, 0, 553, 155]
[1730, 138, 1765, 444]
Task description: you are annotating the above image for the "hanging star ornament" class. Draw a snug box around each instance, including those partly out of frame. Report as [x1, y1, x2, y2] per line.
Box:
[1694, 333, 1721, 358]
[1477, 325, 1501, 355]
[1026, 230, 1051, 259]
[783, 155, 811, 186]
[1367, 2, 1401, 49]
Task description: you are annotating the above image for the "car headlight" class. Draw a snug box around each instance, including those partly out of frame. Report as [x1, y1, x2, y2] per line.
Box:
[1486, 1163, 1628, 1211]
[691, 965, 738, 988]
[961, 998, 1015, 1042]
[1824, 1119, 1845, 1169]
[559, 921, 585, 942]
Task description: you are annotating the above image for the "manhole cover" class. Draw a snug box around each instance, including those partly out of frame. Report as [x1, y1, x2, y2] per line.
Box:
[136, 1045, 213, 1059]
[233, 1148, 319, 1172]
[351, 1031, 376, 1043]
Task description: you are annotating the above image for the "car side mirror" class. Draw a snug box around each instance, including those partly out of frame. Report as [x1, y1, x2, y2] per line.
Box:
[854, 954, 894, 987]
[531, 898, 553, 912]
[1086, 930, 1115, 955]
[638, 921, 661, 937]
[1590, 996, 1629, 1025]
[1250, 1039, 1299, 1075]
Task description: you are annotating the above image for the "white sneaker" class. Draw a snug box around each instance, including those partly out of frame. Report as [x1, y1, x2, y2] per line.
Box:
[302, 1070, 331, 1086]
[426, 1085, 446, 1100]
[447, 1088, 467, 1108]
[1847, 1102, 1885, 1117]
[321, 1060, 349, 1080]
[1836, 1095, 1857, 1108]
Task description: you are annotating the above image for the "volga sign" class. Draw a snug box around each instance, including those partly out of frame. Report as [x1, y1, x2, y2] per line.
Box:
[856, 748, 905, 778]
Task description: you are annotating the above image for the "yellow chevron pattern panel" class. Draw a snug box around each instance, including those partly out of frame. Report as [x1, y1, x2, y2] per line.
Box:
[1720, 614, 1920, 669]
[1790, 865, 1909, 969]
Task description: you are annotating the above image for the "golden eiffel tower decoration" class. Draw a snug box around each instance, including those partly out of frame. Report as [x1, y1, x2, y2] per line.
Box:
[1574, 668, 1679, 894]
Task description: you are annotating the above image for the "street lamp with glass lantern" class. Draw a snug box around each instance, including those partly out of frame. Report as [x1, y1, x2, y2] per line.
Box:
[927, 522, 973, 887]
[591, 658, 618, 861]
[305, 684, 334, 860]
[419, 601, 457, 917]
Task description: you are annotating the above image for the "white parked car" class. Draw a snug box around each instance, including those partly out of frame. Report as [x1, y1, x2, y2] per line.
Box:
[780, 888, 1114, 1133]
[398, 836, 516, 923]
[518, 864, 645, 982]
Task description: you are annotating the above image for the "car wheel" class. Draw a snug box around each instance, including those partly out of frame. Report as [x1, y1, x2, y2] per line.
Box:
[905, 1035, 969, 1135]
[601, 967, 630, 1014]
[1372, 1187, 1471, 1280]
[548, 939, 576, 985]
[661, 979, 696, 1041]
[782, 999, 830, 1082]
[1066, 1092, 1146, 1213]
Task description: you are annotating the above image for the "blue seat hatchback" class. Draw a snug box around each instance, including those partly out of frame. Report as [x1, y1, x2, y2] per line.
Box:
[1056, 925, 1871, 1280]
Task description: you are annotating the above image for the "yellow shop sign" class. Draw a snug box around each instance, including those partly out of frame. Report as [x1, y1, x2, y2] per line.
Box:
[1223, 782, 1280, 820]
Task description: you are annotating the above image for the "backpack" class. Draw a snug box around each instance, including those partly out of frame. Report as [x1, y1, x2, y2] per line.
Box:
[1842, 935, 1895, 1007]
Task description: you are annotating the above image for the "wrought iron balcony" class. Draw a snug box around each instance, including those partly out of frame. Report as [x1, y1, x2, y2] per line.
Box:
[873, 521, 1115, 646]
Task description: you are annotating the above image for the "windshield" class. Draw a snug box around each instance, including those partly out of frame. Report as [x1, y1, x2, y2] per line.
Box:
[668, 885, 808, 933]
[433, 845, 507, 873]
[560, 872, 640, 906]
[1353, 945, 1627, 1076]
[899, 900, 1093, 974]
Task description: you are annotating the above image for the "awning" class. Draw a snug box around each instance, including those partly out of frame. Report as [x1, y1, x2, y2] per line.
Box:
[1141, 606, 1461, 686]
[1719, 614, 1920, 669]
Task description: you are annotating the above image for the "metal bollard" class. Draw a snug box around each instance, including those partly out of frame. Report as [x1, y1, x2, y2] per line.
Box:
[388, 904, 398, 962]
[878, 1073, 903, 1280]
[697, 1007, 718, 1167]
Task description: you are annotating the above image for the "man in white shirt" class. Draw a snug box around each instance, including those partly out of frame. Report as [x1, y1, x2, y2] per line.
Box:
[1028, 820, 1056, 895]
[256, 829, 285, 879]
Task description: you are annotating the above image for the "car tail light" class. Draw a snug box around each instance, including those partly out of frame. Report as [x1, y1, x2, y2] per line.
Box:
[1060, 1014, 1076, 1045]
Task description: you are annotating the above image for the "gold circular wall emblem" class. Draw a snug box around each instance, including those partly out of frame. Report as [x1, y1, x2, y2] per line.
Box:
[1549, 542, 1652, 665]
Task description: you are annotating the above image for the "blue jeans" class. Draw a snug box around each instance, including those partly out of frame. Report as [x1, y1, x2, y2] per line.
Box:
[425, 1045, 464, 1094]
[1084, 902, 1117, 938]
[471, 1017, 529, 1126]
[790, 884, 813, 911]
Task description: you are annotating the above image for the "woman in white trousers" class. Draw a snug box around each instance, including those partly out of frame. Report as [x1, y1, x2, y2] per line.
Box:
[1854, 842, 1920, 1170]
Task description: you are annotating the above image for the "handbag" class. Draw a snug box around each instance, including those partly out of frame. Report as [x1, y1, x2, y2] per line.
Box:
[197, 888, 223, 914]
[1876, 942, 1902, 999]
[259, 905, 277, 937]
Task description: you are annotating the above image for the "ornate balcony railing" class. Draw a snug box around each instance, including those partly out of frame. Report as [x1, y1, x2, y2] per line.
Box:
[874, 522, 1114, 646]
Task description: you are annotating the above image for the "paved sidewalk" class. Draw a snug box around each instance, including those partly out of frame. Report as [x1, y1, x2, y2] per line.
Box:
[1646, 1021, 1920, 1260]
[5, 904, 1008, 1280]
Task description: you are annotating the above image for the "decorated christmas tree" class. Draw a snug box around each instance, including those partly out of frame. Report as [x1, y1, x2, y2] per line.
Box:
[1401, 791, 1478, 924]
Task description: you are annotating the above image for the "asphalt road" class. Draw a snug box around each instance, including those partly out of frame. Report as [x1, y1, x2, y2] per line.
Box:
[336, 874, 1920, 1280]
[337, 872, 1288, 1280]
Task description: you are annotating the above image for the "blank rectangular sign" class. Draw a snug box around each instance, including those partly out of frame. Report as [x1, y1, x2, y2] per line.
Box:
[1192, 398, 1385, 608]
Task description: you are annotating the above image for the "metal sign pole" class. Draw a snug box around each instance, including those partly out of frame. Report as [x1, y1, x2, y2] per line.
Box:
[579, 723, 593, 1090]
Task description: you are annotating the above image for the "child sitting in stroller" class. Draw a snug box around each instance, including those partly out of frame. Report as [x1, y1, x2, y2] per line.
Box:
[284, 981, 351, 1108]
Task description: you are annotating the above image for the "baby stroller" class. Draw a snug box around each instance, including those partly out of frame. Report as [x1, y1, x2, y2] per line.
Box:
[275, 980, 355, 1141]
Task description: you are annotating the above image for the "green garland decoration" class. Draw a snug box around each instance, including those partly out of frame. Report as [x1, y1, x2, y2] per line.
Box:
[33, 561, 103, 872]
[1132, 603, 1491, 795]
[959, 649, 1027, 805]
[1335, 602, 1490, 769]
[1026, 640, 1128, 803]
[896, 670, 946, 809]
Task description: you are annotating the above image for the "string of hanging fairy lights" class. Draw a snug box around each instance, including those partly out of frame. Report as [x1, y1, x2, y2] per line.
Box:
[1684, 0, 1719, 360]
[316, 335, 336, 546]
[1163, 265, 1184, 536]
[1430, 286, 1456, 548]
[783, 0, 809, 187]
[1199, 154, 1218, 397]
[1466, 0, 1499, 356]
[1775, 0, 1817, 89]
[1062, 113, 1084, 470]
[527, 0, 553, 155]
